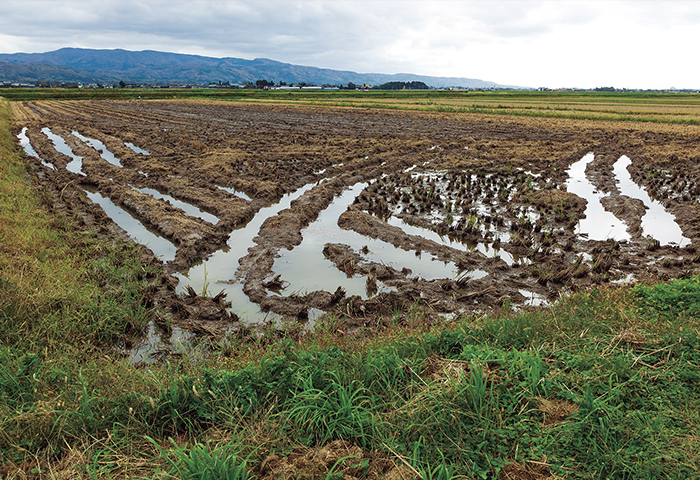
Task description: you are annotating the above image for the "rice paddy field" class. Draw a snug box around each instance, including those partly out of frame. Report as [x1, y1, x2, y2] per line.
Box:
[1, 89, 699, 479]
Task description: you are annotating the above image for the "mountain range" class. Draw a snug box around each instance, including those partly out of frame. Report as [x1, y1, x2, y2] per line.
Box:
[0, 48, 508, 89]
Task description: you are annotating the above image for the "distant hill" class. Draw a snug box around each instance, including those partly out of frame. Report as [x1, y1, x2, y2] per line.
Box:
[0, 48, 510, 89]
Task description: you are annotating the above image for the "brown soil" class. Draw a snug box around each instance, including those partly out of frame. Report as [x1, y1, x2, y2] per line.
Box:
[11, 99, 700, 340]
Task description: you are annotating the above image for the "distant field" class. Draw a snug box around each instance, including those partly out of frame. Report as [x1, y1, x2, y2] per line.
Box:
[2, 88, 700, 124]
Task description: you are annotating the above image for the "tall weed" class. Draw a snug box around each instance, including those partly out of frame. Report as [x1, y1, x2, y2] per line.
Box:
[286, 372, 376, 448]
[146, 436, 252, 480]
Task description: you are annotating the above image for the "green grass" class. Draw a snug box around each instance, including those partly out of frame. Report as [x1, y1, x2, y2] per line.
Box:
[1, 274, 699, 478]
[1, 282, 698, 478]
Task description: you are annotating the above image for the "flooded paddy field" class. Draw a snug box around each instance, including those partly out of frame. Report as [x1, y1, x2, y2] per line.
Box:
[11, 99, 700, 355]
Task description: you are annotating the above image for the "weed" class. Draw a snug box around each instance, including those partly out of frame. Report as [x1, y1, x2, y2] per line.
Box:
[146, 436, 253, 480]
[633, 274, 700, 320]
[285, 372, 376, 448]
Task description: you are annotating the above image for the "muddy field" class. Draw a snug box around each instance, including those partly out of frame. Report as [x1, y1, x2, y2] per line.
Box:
[11, 99, 700, 342]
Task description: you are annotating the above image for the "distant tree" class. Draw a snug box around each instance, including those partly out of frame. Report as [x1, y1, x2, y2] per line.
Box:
[119, 80, 125, 88]
[255, 79, 275, 88]
[374, 81, 429, 90]
[347, 82, 357, 90]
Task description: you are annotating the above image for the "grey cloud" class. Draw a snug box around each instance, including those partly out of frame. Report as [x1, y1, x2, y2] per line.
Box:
[1, 1, 699, 88]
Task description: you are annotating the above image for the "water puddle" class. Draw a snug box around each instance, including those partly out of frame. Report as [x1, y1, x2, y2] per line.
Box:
[126, 323, 193, 364]
[215, 185, 252, 201]
[613, 156, 690, 246]
[132, 186, 220, 225]
[275, 182, 463, 298]
[175, 183, 317, 322]
[72, 131, 123, 167]
[565, 153, 630, 241]
[125, 142, 150, 155]
[83, 187, 177, 262]
[41, 127, 87, 176]
[374, 169, 532, 266]
[612, 273, 636, 284]
[17, 127, 55, 170]
[385, 215, 517, 266]
[517, 289, 549, 307]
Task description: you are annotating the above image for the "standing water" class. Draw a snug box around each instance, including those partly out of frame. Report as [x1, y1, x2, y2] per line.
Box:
[274, 182, 467, 298]
[41, 127, 86, 176]
[565, 153, 630, 241]
[124, 142, 150, 155]
[84, 188, 177, 262]
[175, 182, 317, 322]
[17, 127, 55, 170]
[132, 186, 220, 225]
[612, 156, 690, 246]
[72, 131, 123, 167]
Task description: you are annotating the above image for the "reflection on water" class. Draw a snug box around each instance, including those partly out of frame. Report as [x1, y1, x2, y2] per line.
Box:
[72, 131, 123, 167]
[613, 156, 690, 246]
[518, 289, 549, 307]
[565, 153, 630, 241]
[385, 215, 518, 266]
[175, 183, 317, 322]
[564, 153, 689, 246]
[124, 142, 150, 155]
[17, 127, 55, 170]
[215, 185, 252, 201]
[41, 127, 87, 176]
[126, 323, 193, 364]
[275, 182, 464, 298]
[132, 186, 220, 225]
[84, 188, 177, 262]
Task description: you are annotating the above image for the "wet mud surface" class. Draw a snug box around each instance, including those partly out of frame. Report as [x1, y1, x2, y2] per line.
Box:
[11, 99, 700, 346]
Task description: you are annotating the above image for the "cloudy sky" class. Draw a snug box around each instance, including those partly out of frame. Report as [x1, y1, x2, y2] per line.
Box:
[1, 1, 698, 89]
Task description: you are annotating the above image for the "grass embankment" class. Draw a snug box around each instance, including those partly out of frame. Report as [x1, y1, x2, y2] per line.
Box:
[1, 97, 699, 479]
[0, 100, 155, 354]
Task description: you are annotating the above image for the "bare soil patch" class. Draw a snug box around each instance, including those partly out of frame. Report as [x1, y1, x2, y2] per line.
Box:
[12, 99, 700, 338]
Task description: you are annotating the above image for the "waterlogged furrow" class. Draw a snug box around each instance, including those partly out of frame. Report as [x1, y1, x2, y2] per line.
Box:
[83, 189, 177, 262]
[175, 183, 317, 322]
[385, 215, 517, 266]
[215, 185, 252, 201]
[565, 153, 689, 246]
[124, 142, 150, 155]
[132, 186, 220, 225]
[17, 127, 55, 170]
[274, 182, 465, 298]
[41, 127, 87, 176]
[613, 156, 690, 246]
[566, 153, 630, 241]
[72, 131, 123, 167]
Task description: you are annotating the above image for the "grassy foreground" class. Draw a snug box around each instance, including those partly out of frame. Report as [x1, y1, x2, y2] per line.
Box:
[1, 97, 699, 479]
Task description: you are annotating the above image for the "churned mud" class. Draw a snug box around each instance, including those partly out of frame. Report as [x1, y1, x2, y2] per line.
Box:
[11, 99, 700, 348]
